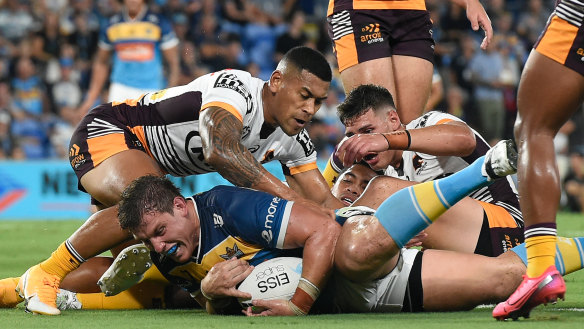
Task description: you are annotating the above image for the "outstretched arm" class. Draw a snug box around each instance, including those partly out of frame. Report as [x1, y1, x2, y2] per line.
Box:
[286, 168, 345, 209]
[77, 48, 111, 115]
[337, 120, 476, 167]
[199, 107, 302, 201]
[245, 204, 340, 316]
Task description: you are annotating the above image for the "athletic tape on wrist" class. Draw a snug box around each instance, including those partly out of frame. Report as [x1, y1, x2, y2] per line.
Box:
[382, 130, 411, 150]
[289, 278, 320, 315]
[287, 300, 308, 315]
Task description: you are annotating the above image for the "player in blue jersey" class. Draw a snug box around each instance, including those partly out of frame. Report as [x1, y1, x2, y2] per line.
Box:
[13, 46, 344, 316]
[4, 142, 584, 315]
[116, 175, 339, 316]
[77, 0, 180, 115]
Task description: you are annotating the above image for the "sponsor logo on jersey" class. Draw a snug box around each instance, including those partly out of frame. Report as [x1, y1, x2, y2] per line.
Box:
[213, 73, 253, 114]
[242, 126, 251, 139]
[213, 213, 224, 227]
[262, 197, 281, 244]
[296, 129, 315, 157]
[248, 145, 260, 153]
[185, 130, 215, 172]
[577, 48, 584, 61]
[219, 243, 245, 260]
[360, 23, 383, 44]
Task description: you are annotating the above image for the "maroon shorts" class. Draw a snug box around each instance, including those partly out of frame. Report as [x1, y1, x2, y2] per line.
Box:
[68, 103, 146, 191]
[327, 9, 435, 72]
[534, 7, 584, 76]
[474, 202, 524, 257]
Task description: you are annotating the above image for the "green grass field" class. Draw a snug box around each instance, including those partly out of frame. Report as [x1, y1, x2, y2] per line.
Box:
[1, 213, 584, 328]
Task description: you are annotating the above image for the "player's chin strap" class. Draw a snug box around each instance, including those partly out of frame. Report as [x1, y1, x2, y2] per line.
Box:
[287, 277, 320, 316]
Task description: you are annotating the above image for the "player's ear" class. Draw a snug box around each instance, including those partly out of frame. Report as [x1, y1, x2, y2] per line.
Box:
[268, 70, 283, 92]
[387, 109, 401, 130]
[173, 196, 188, 215]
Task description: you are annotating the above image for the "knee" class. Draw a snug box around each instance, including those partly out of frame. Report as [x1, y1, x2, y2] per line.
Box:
[491, 256, 525, 301]
[334, 218, 395, 281]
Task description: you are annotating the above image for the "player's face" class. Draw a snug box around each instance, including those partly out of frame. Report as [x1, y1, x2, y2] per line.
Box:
[344, 108, 400, 171]
[131, 201, 197, 263]
[271, 70, 329, 136]
[124, 0, 145, 14]
[331, 164, 378, 206]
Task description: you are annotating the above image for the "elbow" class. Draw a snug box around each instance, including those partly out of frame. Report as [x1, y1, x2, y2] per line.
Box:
[202, 147, 224, 168]
[459, 132, 476, 156]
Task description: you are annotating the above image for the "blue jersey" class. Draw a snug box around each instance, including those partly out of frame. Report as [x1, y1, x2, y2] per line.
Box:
[151, 186, 300, 293]
[12, 76, 44, 116]
[98, 7, 178, 90]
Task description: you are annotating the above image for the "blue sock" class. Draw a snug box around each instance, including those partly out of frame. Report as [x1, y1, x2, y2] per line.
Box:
[375, 156, 491, 247]
[511, 237, 584, 275]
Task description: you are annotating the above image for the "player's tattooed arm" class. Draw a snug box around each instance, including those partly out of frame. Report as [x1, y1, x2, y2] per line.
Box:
[199, 107, 300, 199]
[200, 107, 261, 187]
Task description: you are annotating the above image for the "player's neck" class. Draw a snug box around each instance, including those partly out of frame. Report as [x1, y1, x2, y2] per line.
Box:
[261, 82, 277, 128]
[125, 4, 147, 20]
[187, 199, 201, 246]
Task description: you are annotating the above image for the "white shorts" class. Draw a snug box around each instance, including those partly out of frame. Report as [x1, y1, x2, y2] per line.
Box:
[328, 248, 420, 313]
[108, 82, 157, 103]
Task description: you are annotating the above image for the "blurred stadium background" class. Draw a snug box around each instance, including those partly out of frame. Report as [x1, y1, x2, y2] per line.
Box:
[0, 0, 583, 221]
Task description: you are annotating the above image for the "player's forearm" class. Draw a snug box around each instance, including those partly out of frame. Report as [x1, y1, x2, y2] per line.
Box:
[450, 0, 476, 8]
[286, 171, 344, 209]
[86, 61, 110, 102]
[291, 220, 339, 314]
[209, 148, 300, 201]
[163, 47, 180, 87]
[200, 108, 301, 201]
[407, 124, 476, 156]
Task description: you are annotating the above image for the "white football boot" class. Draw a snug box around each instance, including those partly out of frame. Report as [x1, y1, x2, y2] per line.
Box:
[483, 139, 518, 181]
[97, 244, 152, 296]
[56, 289, 82, 310]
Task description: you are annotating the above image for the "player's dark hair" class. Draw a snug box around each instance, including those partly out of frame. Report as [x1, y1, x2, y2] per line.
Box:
[337, 84, 396, 125]
[281, 46, 332, 82]
[118, 175, 182, 231]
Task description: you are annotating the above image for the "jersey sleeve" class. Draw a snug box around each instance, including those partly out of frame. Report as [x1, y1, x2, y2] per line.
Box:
[200, 70, 254, 123]
[322, 142, 344, 187]
[408, 111, 464, 129]
[213, 186, 292, 249]
[278, 128, 318, 175]
[158, 15, 179, 50]
[98, 18, 113, 50]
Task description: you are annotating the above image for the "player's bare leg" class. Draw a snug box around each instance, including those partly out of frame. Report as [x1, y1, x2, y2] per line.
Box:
[335, 215, 401, 282]
[391, 55, 433, 123]
[494, 51, 584, 320]
[336, 141, 517, 284]
[18, 150, 163, 315]
[340, 56, 433, 124]
[422, 249, 524, 311]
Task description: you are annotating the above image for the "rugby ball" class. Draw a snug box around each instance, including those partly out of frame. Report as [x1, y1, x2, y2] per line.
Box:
[237, 257, 303, 308]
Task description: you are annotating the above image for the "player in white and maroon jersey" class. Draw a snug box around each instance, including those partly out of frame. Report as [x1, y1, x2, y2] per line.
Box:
[324, 84, 523, 258]
[15, 46, 343, 316]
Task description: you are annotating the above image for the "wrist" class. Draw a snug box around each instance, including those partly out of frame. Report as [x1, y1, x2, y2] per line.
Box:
[200, 284, 216, 301]
[289, 277, 320, 315]
[381, 130, 411, 150]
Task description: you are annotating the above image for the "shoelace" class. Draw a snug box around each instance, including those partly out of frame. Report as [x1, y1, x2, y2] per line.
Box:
[37, 276, 60, 307]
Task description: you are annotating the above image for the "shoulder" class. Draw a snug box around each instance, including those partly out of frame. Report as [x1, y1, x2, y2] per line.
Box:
[408, 111, 464, 129]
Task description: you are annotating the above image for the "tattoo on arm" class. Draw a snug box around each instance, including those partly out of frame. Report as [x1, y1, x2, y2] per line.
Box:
[203, 108, 263, 188]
